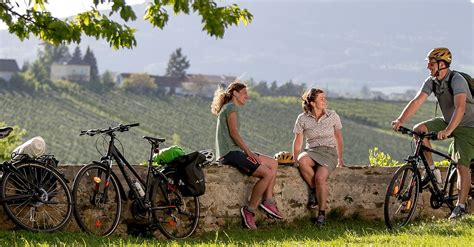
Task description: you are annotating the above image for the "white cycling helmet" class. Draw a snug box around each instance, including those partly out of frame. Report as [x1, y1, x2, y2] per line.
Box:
[198, 149, 215, 163]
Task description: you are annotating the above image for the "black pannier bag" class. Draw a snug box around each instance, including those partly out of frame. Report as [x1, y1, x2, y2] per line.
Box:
[173, 151, 207, 197]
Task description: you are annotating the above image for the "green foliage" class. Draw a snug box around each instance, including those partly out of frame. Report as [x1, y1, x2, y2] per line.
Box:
[83, 46, 99, 82]
[165, 48, 190, 78]
[369, 147, 400, 167]
[121, 73, 157, 94]
[249, 80, 306, 97]
[0, 122, 26, 161]
[0, 0, 253, 49]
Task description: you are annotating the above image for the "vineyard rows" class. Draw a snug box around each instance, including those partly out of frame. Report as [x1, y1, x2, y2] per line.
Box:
[0, 89, 450, 164]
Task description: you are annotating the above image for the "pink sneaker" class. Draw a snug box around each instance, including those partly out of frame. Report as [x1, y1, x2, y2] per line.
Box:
[240, 207, 257, 229]
[259, 201, 283, 219]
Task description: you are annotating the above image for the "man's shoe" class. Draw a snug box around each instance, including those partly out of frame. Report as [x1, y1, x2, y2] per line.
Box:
[448, 205, 467, 220]
[241, 207, 257, 229]
[260, 201, 283, 219]
[307, 190, 318, 209]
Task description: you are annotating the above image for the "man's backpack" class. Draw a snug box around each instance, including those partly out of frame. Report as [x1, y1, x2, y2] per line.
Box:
[445, 71, 474, 97]
[172, 151, 207, 197]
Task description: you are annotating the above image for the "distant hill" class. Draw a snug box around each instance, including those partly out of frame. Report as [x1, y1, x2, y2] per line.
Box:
[0, 86, 448, 165]
[0, 1, 472, 93]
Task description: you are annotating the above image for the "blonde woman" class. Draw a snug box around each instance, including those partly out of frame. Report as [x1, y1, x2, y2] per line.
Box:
[293, 88, 345, 225]
[211, 81, 283, 229]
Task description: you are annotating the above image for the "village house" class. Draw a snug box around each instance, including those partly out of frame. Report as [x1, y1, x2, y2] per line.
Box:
[0, 59, 20, 81]
[50, 56, 91, 82]
[116, 73, 236, 97]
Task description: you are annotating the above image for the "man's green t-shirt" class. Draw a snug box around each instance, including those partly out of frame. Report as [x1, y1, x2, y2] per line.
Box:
[216, 102, 241, 158]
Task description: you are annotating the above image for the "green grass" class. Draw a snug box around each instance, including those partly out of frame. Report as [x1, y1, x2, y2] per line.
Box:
[0, 216, 472, 246]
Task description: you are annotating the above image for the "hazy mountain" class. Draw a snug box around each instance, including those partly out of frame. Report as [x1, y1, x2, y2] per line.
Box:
[0, 0, 473, 93]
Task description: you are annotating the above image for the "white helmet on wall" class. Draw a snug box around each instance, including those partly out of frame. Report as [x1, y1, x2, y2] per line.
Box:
[198, 149, 215, 164]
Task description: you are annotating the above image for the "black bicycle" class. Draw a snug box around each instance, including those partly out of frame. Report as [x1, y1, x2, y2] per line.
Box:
[0, 127, 73, 232]
[384, 126, 473, 229]
[72, 123, 206, 239]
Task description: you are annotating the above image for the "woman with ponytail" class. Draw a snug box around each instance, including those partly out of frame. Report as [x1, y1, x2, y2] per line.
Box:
[211, 81, 283, 229]
[292, 88, 345, 226]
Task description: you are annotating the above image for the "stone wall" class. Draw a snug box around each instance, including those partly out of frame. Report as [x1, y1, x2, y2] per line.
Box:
[0, 165, 465, 234]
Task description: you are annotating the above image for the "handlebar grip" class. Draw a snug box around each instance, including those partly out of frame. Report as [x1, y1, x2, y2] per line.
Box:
[128, 123, 140, 127]
[427, 132, 438, 140]
[397, 126, 411, 134]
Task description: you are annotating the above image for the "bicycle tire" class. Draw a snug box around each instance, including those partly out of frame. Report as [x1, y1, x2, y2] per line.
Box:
[384, 164, 420, 229]
[151, 169, 200, 239]
[1, 160, 73, 232]
[72, 163, 122, 236]
[447, 170, 459, 210]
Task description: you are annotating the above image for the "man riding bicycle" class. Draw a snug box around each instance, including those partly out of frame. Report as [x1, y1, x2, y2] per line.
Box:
[391, 47, 474, 219]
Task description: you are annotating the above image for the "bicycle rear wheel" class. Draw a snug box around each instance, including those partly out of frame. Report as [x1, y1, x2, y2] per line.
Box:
[72, 164, 122, 236]
[151, 169, 199, 239]
[384, 164, 420, 229]
[1, 160, 73, 232]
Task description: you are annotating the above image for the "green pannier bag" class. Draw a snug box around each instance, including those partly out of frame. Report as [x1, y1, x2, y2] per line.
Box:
[152, 145, 185, 166]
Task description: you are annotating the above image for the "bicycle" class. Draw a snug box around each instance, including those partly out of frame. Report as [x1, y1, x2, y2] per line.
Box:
[0, 127, 73, 232]
[72, 123, 210, 239]
[384, 126, 473, 229]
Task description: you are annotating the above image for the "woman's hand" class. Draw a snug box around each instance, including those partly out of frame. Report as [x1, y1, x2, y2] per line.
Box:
[337, 158, 345, 168]
[246, 151, 261, 164]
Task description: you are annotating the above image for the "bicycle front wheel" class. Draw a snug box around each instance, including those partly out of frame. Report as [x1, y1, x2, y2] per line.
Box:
[151, 169, 200, 239]
[384, 164, 420, 229]
[447, 170, 459, 210]
[1, 160, 73, 232]
[72, 164, 122, 236]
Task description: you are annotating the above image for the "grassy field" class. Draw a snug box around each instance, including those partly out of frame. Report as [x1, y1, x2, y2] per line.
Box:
[0, 216, 472, 246]
[0, 88, 449, 165]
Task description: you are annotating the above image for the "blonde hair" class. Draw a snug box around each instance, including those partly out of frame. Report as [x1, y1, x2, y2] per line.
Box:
[211, 81, 247, 115]
[301, 88, 324, 113]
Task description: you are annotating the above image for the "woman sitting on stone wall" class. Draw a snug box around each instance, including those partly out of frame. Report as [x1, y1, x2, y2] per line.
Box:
[211, 81, 283, 229]
[292, 88, 345, 225]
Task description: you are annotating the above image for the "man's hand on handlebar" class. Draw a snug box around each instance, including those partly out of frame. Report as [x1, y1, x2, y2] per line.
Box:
[437, 129, 452, 140]
[391, 118, 403, 131]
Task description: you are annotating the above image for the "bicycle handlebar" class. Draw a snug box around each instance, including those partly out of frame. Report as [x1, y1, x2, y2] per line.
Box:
[80, 123, 140, 136]
[397, 126, 439, 140]
[0, 127, 13, 139]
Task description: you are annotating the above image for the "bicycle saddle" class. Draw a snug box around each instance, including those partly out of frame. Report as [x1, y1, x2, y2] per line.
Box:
[143, 136, 165, 145]
[0, 127, 13, 139]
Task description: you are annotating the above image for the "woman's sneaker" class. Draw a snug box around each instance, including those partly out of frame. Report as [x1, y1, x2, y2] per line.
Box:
[240, 207, 257, 229]
[259, 201, 283, 219]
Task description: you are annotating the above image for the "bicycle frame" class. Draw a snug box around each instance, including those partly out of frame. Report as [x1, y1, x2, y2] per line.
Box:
[94, 131, 174, 212]
[402, 129, 458, 210]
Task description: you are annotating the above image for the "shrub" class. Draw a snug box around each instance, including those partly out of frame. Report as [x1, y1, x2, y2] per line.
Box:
[369, 147, 400, 167]
[0, 122, 27, 161]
